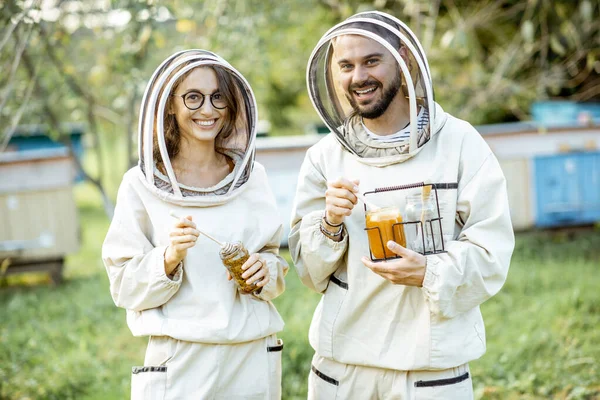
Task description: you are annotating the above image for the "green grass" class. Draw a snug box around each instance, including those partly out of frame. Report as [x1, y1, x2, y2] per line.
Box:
[470, 231, 600, 400]
[0, 185, 598, 399]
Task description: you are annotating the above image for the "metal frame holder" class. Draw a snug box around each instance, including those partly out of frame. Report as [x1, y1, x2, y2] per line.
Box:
[363, 182, 447, 262]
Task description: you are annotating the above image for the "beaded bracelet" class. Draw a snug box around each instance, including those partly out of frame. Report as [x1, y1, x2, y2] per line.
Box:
[320, 222, 343, 240]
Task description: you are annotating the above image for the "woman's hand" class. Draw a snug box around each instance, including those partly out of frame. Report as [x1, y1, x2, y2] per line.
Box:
[164, 216, 200, 276]
[226, 253, 270, 290]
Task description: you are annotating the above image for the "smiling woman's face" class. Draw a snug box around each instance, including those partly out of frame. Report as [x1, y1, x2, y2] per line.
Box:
[171, 67, 229, 144]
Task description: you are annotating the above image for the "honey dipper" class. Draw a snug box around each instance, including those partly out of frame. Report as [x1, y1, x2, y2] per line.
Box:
[169, 210, 234, 252]
[355, 191, 380, 212]
[420, 185, 432, 224]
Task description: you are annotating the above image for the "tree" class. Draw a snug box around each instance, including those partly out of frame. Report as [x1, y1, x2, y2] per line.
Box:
[1, 0, 597, 215]
[316, 0, 600, 123]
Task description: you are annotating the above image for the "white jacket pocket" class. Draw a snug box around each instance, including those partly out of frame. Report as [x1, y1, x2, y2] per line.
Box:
[131, 365, 167, 400]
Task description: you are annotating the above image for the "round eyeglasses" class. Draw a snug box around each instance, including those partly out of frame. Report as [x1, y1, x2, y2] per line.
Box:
[172, 91, 227, 110]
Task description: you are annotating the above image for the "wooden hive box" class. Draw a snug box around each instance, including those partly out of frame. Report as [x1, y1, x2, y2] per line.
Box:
[0, 148, 80, 283]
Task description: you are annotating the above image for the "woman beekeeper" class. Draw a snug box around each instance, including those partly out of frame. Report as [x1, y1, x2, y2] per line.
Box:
[102, 49, 287, 399]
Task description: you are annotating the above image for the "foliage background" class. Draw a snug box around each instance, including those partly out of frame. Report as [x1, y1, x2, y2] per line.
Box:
[1, 0, 599, 206]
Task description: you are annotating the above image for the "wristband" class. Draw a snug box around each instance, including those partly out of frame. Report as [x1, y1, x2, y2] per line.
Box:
[320, 222, 343, 239]
[323, 212, 343, 227]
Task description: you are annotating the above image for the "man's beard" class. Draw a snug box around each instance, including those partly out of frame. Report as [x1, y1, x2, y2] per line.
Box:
[347, 73, 402, 120]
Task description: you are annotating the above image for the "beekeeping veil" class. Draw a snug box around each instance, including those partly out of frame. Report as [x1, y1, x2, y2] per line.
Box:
[307, 11, 438, 163]
[137, 49, 257, 206]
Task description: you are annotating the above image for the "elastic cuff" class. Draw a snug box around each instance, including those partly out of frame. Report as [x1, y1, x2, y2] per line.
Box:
[157, 246, 183, 286]
[251, 286, 266, 300]
[168, 261, 184, 282]
[422, 255, 439, 291]
[251, 252, 279, 301]
[301, 209, 348, 250]
[251, 272, 269, 300]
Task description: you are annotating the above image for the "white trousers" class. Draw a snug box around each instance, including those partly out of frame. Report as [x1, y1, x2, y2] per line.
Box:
[308, 353, 473, 400]
[131, 335, 283, 400]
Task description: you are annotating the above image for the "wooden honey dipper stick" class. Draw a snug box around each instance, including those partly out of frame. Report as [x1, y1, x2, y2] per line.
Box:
[420, 185, 432, 224]
[169, 210, 231, 250]
[355, 191, 380, 211]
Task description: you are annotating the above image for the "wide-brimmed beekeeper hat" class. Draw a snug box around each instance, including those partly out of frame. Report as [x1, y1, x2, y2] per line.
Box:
[137, 49, 258, 206]
[307, 11, 441, 161]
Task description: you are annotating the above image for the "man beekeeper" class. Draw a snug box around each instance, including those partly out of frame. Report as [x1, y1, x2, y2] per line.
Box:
[290, 11, 515, 399]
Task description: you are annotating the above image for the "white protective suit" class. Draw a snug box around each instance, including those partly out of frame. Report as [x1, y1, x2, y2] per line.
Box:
[102, 50, 287, 399]
[290, 11, 514, 398]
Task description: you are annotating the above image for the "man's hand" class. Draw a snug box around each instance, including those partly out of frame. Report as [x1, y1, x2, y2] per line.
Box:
[361, 241, 427, 287]
[325, 177, 360, 226]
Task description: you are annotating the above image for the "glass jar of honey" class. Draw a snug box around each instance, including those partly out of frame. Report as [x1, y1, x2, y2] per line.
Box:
[365, 207, 407, 260]
[219, 242, 259, 294]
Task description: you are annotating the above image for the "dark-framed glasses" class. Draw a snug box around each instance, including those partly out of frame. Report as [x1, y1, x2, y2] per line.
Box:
[172, 90, 227, 110]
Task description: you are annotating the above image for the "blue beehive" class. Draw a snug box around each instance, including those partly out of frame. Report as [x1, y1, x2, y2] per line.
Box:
[533, 151, 600, 227]
[5, 124, 85, 182]
[531, 101, 600, 126]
